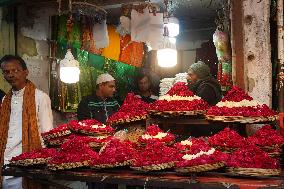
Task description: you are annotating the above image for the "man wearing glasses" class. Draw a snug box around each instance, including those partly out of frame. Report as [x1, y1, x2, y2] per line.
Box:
[0, 55, 53, 189]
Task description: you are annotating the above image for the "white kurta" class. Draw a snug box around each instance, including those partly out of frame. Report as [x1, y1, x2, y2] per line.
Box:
[3, 88, 53, 189]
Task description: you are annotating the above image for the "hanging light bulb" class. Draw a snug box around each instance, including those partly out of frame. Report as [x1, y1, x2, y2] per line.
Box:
[164, 17, 179, 37]
[60, 49, 80, 83]
[157, 26, 177, 68]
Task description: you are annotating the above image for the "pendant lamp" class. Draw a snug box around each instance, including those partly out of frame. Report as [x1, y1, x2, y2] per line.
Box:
[157, 26, 177, 68]
[59, 49, 80, 83]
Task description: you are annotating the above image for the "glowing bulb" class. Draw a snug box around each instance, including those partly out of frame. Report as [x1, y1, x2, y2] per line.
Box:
[59, 49, 80, 83]
[157, 48, 177, 68]
[60, 67, 80, 83]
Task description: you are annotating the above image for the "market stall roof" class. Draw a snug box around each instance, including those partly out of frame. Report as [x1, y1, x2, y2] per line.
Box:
[3, 0, 223, 31]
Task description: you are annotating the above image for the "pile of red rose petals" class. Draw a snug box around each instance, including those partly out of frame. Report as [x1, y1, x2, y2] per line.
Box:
[166, 82, 195, 97]
[207, 105, 276, 117]
[11, 148, 58, 162]
[176, 149, 228, 168]
[90, 138, 137, 168]
[41, 123, 71, 141]
[138, 125, 175, 144]
[207, 86, 277, 117]
[69, 119, 114, 136]
[221, 86, 253, 102]
[150, 82, 209, 112]
[47, 136, 99, 170]
[174, 138, 207, 152]
[208, 127, 247, 149]
[226, 145, 279, 169]
[132, 142, 181, 168]
[107, 93, 150, 124]
[247, 125, 284, 147]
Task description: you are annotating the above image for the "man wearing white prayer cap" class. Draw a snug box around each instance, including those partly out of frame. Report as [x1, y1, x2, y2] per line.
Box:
[77, 73, 120, 123]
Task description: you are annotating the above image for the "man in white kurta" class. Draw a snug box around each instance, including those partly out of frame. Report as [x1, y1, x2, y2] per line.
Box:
[0, 55, 53, 189]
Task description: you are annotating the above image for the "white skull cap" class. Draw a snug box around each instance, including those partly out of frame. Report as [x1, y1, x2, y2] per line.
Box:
[96, 73, 115, 85]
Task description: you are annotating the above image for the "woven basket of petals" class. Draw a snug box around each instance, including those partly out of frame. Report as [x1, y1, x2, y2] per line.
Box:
[227, 167, 281, 177]
[206, 115, 278, 124]
[10, 158, 52, 167]
[91, 160, 133, 169]
[109, 115, 147, 126]
[149, 110, 206, 117]
[175, 162, 225, 173]
[131, 161, 176, 172]
[48, 161, 90, 171]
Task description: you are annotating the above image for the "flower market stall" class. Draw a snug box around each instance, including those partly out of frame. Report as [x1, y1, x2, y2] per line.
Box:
[1, 0, 283, 188]
[2, 84, 283, 188]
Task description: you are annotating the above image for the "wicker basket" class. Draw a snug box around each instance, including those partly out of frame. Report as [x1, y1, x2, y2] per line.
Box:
[42, 130, 72, 141]
[175, 162, 225, 173]
[260, 144, 283, 151]
[149, 110, 206, 117]
[91, 159, 133, 169]
[227, 167, 281, 177]
[72, 130, 111, 137]
[109, 116, 147, 126]
[10, 158, 51, 167]
[48, 160, 89, 171]
[44, 138, 69, 147]
[131, 161, 176, 172]
[215, 146, 238, 153]
[260, 145, 282, 157]
[206, 115, 278, 123]
[89, 142, 105, 150]
[139, 141, 175, 147]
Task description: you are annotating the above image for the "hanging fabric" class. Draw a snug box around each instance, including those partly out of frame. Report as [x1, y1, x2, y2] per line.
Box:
[81, 17, 101, 55]
[119, 34, 144, 67]
[131, 9, 163, 50]
[93, 19, 109, 49]
[102, 25, 121, 61]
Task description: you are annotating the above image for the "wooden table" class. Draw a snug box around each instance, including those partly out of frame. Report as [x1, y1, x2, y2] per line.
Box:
[2, 167, 284, 189]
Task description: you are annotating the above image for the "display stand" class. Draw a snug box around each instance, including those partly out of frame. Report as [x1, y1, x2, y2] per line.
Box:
[2, 167, 284, 189]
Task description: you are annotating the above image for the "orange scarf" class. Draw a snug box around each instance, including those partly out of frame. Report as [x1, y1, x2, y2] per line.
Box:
[0, 80, 43, 189]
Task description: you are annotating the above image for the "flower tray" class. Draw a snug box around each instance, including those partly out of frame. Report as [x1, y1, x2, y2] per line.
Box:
[268, 151, 281, 158]
[48, 160, 89, 171]
[72, 130, 110, 137]
[149, 110, 206, 117]
[45, 137, 69, 147]
[175, 162, 225, 173]
[139, 141, 175, 147]
[42, 130, 72, 141]
[131, 161, 176, 172]
[214, 146, 238, 154]
[109, 115, 147, 126]
[10, 158, 51, 167]
[91, 160, 133, 169]
[261, 145, 283, 151]
[226, 167, 281, 177]
[260, 145, 282, 157]
[206, 115, 278, 123]
[89, 142, 105, 150]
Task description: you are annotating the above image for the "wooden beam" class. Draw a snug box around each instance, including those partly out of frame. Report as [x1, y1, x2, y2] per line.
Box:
[231, 0, 245, 90]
